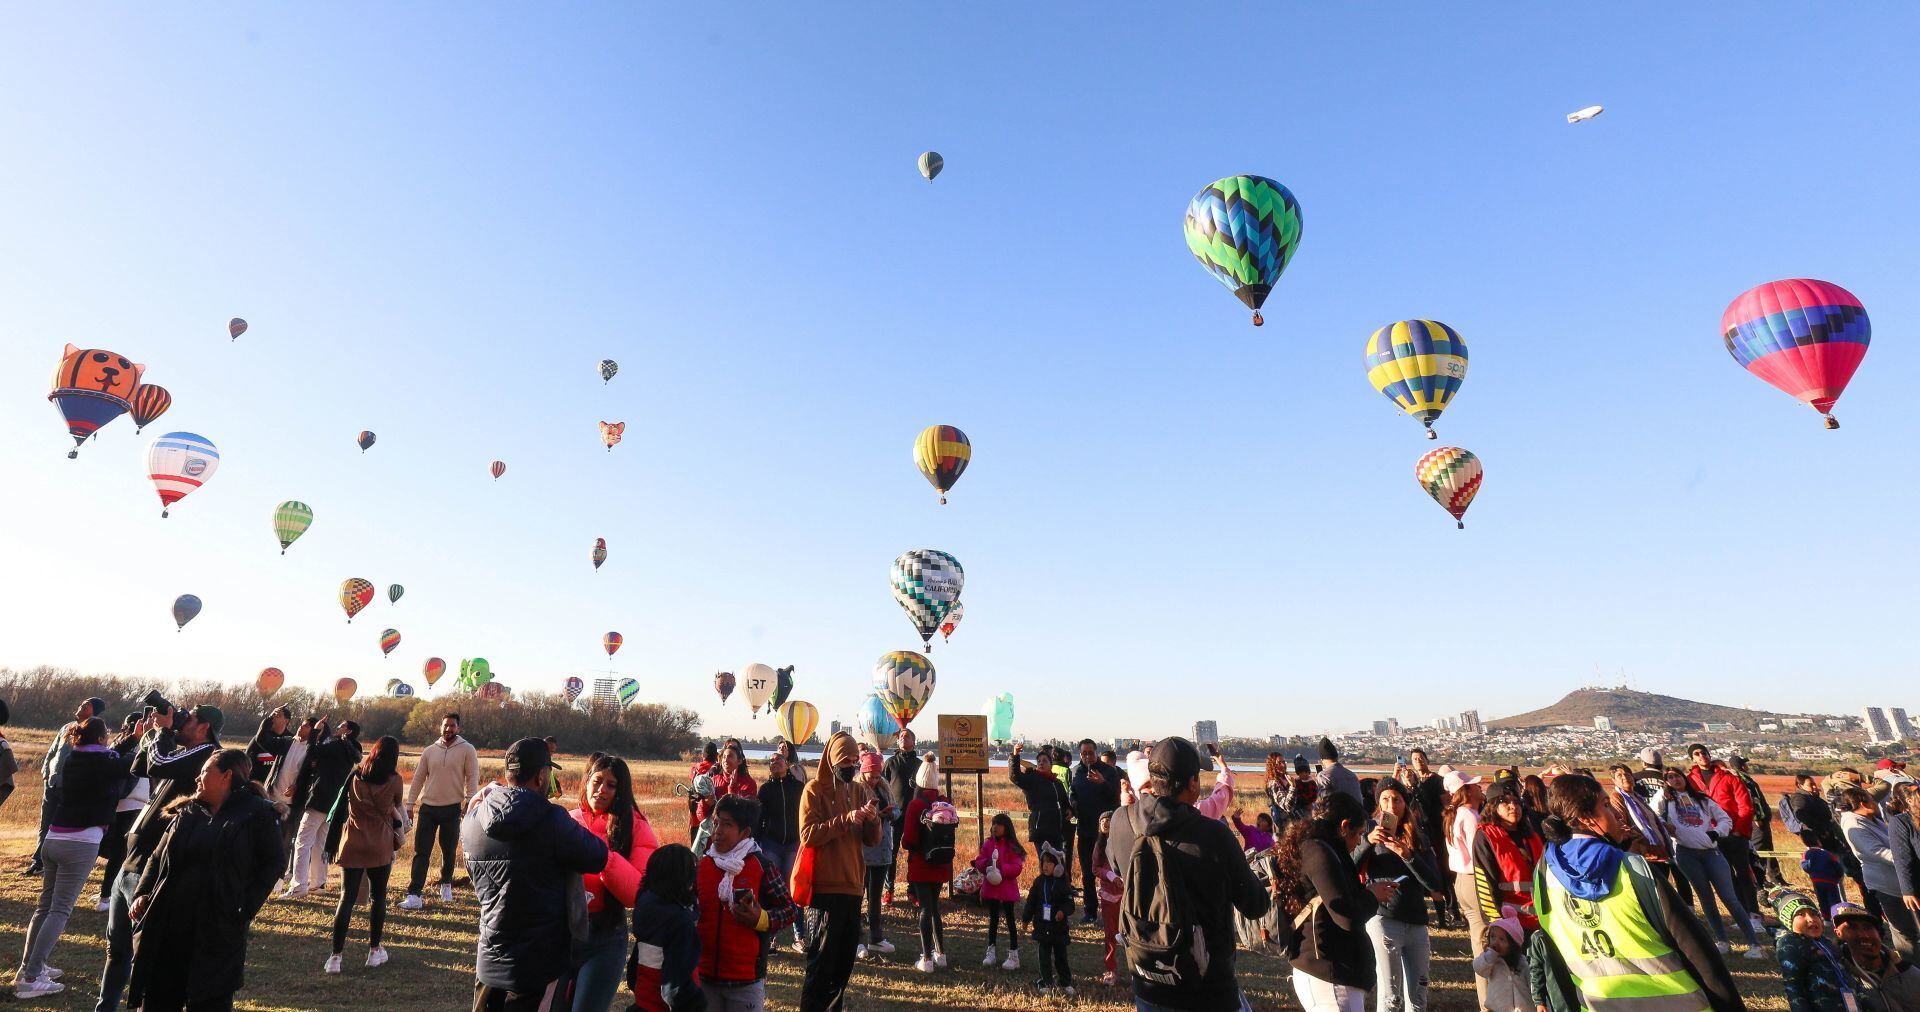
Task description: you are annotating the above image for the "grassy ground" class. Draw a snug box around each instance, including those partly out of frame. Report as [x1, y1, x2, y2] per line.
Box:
[0, 734, 1794, 1009]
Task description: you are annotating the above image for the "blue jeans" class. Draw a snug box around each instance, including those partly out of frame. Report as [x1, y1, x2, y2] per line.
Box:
[757, 839, 806, 943]
[95, 867, 140, 1012]
[1675, 845, 1759, 944]
[569, 920, 628, 1012]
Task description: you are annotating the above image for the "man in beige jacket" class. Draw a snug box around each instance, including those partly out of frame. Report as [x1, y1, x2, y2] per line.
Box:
[798, 731, 881, 1011]
[400, 712, 479, 909]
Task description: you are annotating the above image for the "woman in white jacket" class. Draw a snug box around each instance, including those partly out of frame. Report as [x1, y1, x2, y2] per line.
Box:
[1838, 785, 1917, 959]
[1658, 768, 1765, 955]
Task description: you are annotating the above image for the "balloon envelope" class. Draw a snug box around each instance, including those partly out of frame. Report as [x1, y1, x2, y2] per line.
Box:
[479, 682, 504, 702]
[987, 692, 1015, 741]
[617, 677, 641, 706]
[714, 671, 736, 704]
[229, 318, 248, 340]
[423, 657, 446, 686]
[388, 584, 404, 604]
[340, 578, 374, 622]
[172, 594, 201, 629]
[1722, 279, 1870, 426]
[592, 538, 607, 570]
[273, 501, 313, 554]
[390, 681, 415, 698]
[872, 651, 935, 729]
[129, 384, 171, 433]
[770, 666, 794, 712]
[939, 602, 964, 642]
[739, 663, 776, 715]
[1415, 446, 1483, 529]
[1183, 175, 1303, 324]
[563, 676, 585, 704]
[490, 460, 506, 480]
[356, 431, 376, 451]
[891, 549, 963, 648]
[333, 676, 357, 702]
[918, 151, 943, 181]
[856, 694, 901, 751]
[600, 421, 625, 451]
[600, 360, 618, 383]
[379, 628, 401, 657]
[913, 425, 971, 504]
[603, 631, 623, 657]
[776, 700, 819, 746]
[48, 344, 142, 455]
[148, 432, 220, 517]
[256, 667, 284, 697]
[1365, 320, 1468, 436]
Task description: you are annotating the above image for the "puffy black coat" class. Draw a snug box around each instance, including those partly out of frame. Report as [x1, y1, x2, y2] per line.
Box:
[124, 731, 222, 878]
[243, 715, 291, 785]
[1010, 762, 1068, 842]
[463, 783, 608, 992]
[301, 734, 362, 816]
[127, 787, 284, 1007]
[50, 746, 135, 829]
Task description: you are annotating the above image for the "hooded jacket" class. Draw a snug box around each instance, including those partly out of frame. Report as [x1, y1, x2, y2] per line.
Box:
[302, 732, 363, 816]
[124, 728, 222, 879]
[755, 771, 803, 847]
[1009, 757, 1068, 843]
[1687, 762, 1754, 837]
[628, 890, 705, 1012]
[243, 715, 291, 785]
[797, 732, 881, 899]
[1109, 791, 1271, 1011]
[881, 746, 922, 815]
[461, 782, 609, 991]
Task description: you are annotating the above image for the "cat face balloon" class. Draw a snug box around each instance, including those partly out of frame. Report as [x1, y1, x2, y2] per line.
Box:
[52, 344, 144, 399]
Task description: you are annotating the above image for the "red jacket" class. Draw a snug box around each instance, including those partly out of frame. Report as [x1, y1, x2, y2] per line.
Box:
[570, 804, 658, 915]
[693, 851, 797, 987]
[1688, 763, 1754, 837]
[696, 768, 760, 828]
[901, 789, 953, 883]
[1473, 822, 1545, 932]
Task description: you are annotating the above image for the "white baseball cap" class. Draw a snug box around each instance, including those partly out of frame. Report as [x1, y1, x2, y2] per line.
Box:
[1442, 770, 1482, 794]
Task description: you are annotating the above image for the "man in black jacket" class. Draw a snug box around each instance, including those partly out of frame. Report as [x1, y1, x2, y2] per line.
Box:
[1070, 739, 1121, 923]
[1108, 737, 1270, 1011]
[285, 720, 360, 898]
[96, 702, 223, 1012]
[756, 752, 808, 951]
[1010, 743, 1069, 876]
[879, 729, 921, 904]
[243, 707, 292, 785]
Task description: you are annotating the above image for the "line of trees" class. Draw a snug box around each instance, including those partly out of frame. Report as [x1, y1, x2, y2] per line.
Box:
[0, 666, 701, 758]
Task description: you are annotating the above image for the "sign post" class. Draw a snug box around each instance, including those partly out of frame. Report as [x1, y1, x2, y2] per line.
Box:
[938, 714, 990, 850]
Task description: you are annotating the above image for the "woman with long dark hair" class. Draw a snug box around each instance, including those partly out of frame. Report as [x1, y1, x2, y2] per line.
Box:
[1470, 780, 1544, 935]
[325, 734, 407, 973]
[127, 748, 284, 1011]
[1439, 771, 1487, 1002]
[1354, 779, 1442, 1012]
[1532, 774, 1741, 1011]
[1274, 791, 1397, 1012]
[569, 753, 658, 1012]
[1658, 767, 1765, 955]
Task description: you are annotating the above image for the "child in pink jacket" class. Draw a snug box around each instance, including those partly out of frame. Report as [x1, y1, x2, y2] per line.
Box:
[973, 812, 1027, 971]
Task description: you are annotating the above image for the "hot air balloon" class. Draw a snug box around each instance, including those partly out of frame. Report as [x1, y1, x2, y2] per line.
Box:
[148, 432, 220, 518]
[1183, 175, 1303, 326]
[891, 549, 963, 650]
[479, 682, 504, 703]
[356, 431, 376, 452]
[603, 632, 623, 657]
[617, 677, 641, 706]
[49, 344, 142, 458]
[333, 676, 357, 702]
[918, 151, 943, 182]
[273, 501, 313, 555]
[1415, 446, 1483, 529]
[228, 318, 248, 341]
[257, 667, 285, 697]
[600, 360, 618, 384]
[390, 680, 415, 698]
[939, 602, 964, 643]
[872, 651, 935, 729]
[457, 658, 494, 691]
[490, 460, 506, 480]
[563, 676, 585, 704]
[424, 657, 446, 687]
[388, 584, 404, 604]
[714, 671, 736, 705]
[379, 628, 401, 657]
[1567, 105, 1604, 124]
[913, 425, 971, 505]
[592, 538, 607, 571]
[769, 666, 794, 713]
[128, 384, 171, 433]
[1722, 279, 1870, 429]
[856, 694, 900, 751]
[739, 663, 776, 717]
[1365, 320, 1469, 439]
[172, 594, 202, 631]
[776, 700, 819, 746]
[987, 692, 1015, 742]
[340, 578, 374, 622]
[599, 421, 625, 451]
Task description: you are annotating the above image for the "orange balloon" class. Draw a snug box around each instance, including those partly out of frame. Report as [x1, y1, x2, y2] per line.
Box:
[333, 676, 358, 703]
[256, 667, 284, 697]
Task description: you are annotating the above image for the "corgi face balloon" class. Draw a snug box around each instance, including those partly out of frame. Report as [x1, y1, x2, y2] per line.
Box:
[53, 344, 144, 398]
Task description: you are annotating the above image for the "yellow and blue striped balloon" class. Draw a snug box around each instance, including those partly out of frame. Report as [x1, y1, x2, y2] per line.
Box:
[1365, 320, 1468, 438]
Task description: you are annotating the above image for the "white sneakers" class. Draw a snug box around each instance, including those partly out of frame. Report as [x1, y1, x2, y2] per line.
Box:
[1714, 941, 1731, 955]
[15, 976, 63, 999]
[933, 951, 947, 969]
[366, 947, 389, 968]
[869, 939, 894, 955]
[915, 956, 936, 973]
[1001, 950, 1020, 971]
[95, 899, 111, 913]
[440, 883, 454, 903]
[280, 885, 309, 900]
[1751, 914, 1767, 936]
[856, 944, 868, 960]
[1744, 946, 1770, 961]
[791, 938, 807, 955]
[982, 944, 997, 966]
[399, 894, 424, 910]
[323, 954, 342, 974]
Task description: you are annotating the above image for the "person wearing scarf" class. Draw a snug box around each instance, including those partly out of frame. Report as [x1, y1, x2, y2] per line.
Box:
[695, 793, 794, 1011]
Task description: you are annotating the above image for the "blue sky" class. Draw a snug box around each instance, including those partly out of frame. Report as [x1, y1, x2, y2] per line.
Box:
[1, 5, 1915, 742]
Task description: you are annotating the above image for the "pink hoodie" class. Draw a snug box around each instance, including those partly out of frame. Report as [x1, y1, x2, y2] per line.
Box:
[972, 835, 1027, 903]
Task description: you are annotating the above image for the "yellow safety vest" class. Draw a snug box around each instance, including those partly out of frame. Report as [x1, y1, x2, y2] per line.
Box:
[1535, 855, 1709, 1012]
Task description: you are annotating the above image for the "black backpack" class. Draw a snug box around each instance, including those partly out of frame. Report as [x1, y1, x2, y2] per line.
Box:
[920, 819, 957, 863]
[1120, 830, 1210, 990]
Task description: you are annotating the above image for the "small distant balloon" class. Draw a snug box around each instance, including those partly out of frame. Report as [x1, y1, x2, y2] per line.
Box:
[563, 676, 585, 704]
[592, 538, 607, 571]
[172, 594, 202, 631]
[1415, 446, 1483, 529]
[129, 385, 172, 433]
[479, 682, 504, 703]
[600, 360, 618, 384]
[714, 671, 736, 705]
[333, 676, 357, 702]
[617, 677, 641, 706]
[603, 631, 623, 657]
[389, 680, 415, 698]
[379, 628, 401, 657]
[913, 425, 971, 505]
[424, 657, 447, 686]
[388, 584, 404, 604]
[490, 460, 506, 480]
[356, 431, 376, 452]
[770, 666, 794, 713]
[1566, 105, 1604, 124]
[340, 578, 374, 622]
[918, 151, 944, 182]
[600, 421, 625, 452]
[273, 501, 314, 555]
[939, 601, 965, 642]
[228, 318, 248, 341]
[256, 667, 284, 697]
[148, 432, 220, 518]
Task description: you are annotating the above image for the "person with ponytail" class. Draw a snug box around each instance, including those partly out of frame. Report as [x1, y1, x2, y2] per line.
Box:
[1440, 769, 1490, 1005]
[1274, 790, 1396, 1012]
[1531, 773, 1742, 1012]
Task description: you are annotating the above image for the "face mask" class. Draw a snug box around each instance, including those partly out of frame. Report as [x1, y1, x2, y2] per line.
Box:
[836, 766, 857, 783]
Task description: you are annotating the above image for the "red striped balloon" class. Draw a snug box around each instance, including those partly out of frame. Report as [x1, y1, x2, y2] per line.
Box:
[604, 631, 623, 657]
[380, 628, 402, 657]
[490, 460, 506, 480]
[129, 385, 172, 432]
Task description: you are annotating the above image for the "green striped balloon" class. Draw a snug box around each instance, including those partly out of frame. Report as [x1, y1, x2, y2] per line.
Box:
[273, 501, 313, 555]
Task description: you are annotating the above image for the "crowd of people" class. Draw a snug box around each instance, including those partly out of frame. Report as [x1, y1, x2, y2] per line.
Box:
[9, 694, 1920, 1011]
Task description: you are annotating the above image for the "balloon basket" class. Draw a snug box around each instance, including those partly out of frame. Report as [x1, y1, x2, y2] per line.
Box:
[1426, 429, 1437, 440]
[1824, 415, 1840, 430]
[67, 450, 77, 460]
[160, 509, 169, 518]
[1251, 312, 1264, 327]
[1456, 521, 1465, 530]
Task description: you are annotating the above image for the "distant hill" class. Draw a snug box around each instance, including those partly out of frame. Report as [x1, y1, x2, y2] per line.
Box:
[1489, 687, 1804, 732]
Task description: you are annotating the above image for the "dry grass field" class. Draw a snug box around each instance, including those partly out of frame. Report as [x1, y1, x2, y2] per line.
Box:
[0, 731, 1796, 1009]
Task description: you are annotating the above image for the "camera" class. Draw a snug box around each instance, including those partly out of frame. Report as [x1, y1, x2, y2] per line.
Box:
[141, 690, 174, 717]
